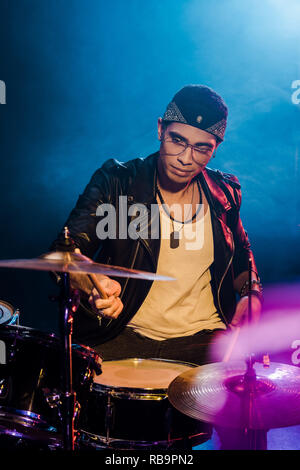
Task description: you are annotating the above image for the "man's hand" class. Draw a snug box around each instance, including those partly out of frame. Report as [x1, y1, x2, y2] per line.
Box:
[69, 248, 123, 320]
[88, 277, 123, 319]
[230, 295, 262, 327]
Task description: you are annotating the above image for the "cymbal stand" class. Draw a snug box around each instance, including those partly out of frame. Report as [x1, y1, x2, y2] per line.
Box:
[241, 258, 261, 449]
[241, 354, 259, 450]
[57, 227, 77, 451]
[59, 270, 76, 451]
[248, 257, 253, 324]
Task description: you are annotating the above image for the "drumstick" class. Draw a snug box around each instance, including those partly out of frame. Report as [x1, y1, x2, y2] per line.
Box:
[222, 326, 241, 362]
[88, 273, 109, 300]
[73, 247, 109, 300]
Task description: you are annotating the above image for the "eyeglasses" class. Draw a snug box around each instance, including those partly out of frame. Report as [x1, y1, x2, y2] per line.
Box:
[160, 137, 214, 160]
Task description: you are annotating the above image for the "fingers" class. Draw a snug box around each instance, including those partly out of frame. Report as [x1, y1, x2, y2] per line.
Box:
[98, 297, 123, 319]
[88, 290, 123, 320]
[90, 276, 122, 299]
[101, 278, 122, 297]
[70, 265, 123, 320]
[71, 253, 122, 299]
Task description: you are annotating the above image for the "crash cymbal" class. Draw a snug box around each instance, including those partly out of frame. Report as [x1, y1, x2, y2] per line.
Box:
[0, 251, 173, 281]
[168, 361, 300, 429]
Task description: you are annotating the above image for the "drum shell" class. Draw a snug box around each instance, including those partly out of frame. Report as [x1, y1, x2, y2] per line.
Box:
[0, 325, 101, 432]
[81, 388, 203, 443]
[78, 358, 211, 448]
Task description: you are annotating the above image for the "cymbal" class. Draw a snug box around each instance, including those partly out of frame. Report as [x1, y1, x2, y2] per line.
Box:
[0, 251, 174, 281]
[168, 361, 300, 429]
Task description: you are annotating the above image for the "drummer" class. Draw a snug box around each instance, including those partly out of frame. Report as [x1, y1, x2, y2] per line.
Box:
[51, 84, 263, 449]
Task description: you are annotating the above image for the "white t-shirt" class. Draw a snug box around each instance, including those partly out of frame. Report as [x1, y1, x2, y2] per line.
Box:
[128, 193, 226, 340]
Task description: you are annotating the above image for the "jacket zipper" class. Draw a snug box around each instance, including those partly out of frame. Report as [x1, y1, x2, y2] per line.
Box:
[120, 240, 140, 300]
[217, 229, 235, 326]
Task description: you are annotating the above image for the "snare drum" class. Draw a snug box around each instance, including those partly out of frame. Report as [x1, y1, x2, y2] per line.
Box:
[78, 358, 211, 450]
[0, 301, 19, 326]
[0, 325, 101, 449]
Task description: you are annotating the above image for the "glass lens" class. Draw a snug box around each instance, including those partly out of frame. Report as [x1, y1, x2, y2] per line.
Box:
[162, 139, 213, 161]
[163, 139, 186, 155]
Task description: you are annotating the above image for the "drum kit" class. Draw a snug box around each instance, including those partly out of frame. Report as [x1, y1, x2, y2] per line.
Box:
[0, 231, 300, 450]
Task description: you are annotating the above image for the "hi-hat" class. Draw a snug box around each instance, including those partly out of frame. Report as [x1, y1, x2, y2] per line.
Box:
[0, 251, 173, 281]
[168, 361, 300, 429]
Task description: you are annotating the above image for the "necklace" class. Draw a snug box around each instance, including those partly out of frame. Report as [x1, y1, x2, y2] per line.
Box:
[156, 180, 202, 249]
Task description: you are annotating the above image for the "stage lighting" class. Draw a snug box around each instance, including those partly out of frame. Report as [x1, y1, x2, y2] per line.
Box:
[268, 0, 300, 35]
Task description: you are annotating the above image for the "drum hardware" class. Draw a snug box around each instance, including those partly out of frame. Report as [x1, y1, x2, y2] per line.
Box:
[0, 229, 173, 450]
[0, 250, 174, 281]
[0, 301, 20, 326]
[167, 261, 300, 449]
[43, 389, 62, 409]
[168, 359, 300, 431]
[0, 378, 9, 399]
[0, 248, 298, 449]
[105, 394, 114, 444]
[54, 228, 80, 451]
[0, 408, 61, 450]
[43, 389, 82, 422]
[226, 354, 267, 449]
[0, 325, 101, 449]
[43, 389, 81, 423]
[0, 407, 55, 429]
[217, 259, 269, 448]
[248, 257, 253, 322]
[78, 358, 211, 450]
[98, 387, 167, 401]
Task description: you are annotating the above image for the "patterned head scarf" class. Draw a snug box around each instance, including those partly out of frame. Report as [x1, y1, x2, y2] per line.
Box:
[162, 84, 228, 142]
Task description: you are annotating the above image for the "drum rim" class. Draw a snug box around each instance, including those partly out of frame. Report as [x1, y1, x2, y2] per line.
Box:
[0, 324, 101, 362]
[78, 428, 205, 449]
[0, 300, 15, 325]
[0, 324, 58, 343]
[0, 406, 63, 448]
[0, 300, 14, 313]
[0, 405, 57, 431]
[93, 357, 198, 395]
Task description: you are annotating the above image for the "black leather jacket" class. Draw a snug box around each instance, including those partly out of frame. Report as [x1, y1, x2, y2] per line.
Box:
[52, 152, 259, 346]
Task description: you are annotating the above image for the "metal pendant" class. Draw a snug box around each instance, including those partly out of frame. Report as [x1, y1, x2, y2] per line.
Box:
[170, 231, 180, 249]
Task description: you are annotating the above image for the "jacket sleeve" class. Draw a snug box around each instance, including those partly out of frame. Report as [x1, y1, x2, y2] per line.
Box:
[223, 175, 260, 282]
[51, 161, 114, 259]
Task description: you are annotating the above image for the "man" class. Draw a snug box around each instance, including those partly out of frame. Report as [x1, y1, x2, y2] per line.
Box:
[52, 85, 263, 448]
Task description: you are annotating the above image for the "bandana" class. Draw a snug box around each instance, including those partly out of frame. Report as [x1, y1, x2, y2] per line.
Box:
[162, 84, 228, 142]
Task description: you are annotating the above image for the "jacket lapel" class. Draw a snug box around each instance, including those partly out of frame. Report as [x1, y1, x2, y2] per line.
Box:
[126, 152, 160, 269]
[125, 155, 235, 270]
[199, 168, 232, 217]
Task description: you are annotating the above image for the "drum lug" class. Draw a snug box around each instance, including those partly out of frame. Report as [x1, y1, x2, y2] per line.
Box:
[74, 400, 81, 421]
[43, 388, 62, 409]
[105, 394, 115, 442]
[0, 378, 9, 399]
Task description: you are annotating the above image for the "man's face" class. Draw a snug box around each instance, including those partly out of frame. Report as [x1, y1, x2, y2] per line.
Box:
[157, 119, 219, 185]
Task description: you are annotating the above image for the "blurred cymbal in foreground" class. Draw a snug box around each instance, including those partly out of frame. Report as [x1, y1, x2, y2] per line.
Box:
[168, 360, 300, 429]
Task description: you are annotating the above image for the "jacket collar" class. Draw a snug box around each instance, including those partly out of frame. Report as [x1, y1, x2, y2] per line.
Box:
[127, 151, 232, 214]
[200, 168, 232, 216]
[127, 152, 158, 205]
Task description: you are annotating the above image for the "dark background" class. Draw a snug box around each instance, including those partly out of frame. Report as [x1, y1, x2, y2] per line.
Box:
[0, 0, 299, 337]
